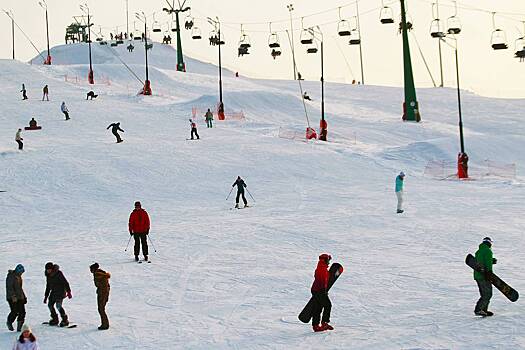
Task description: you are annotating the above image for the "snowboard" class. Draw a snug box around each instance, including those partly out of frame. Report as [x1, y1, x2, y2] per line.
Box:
[298, 262, 344, 323]
[465, 254, 519, 302]
[42, 321, 77, 328]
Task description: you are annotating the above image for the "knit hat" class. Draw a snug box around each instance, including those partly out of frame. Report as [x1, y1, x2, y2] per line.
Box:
[45, 262, 54, 270]
[90, 263, 99, 272]
[14, 264, 25, 274]
[483, 237, 493, 245]
[20, 324, 31, 333]
[134, 201, 141, 208]
[399, 171, 405, 177]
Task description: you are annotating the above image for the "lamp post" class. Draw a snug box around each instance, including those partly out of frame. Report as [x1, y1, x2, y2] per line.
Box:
[3, 10, 15, 60]
[136, 12, 152, 95]
[163, 0, 190, 72]
[80, 4, 94, 84]
[287, 4, 297, 80]
[355, 0, 365, 85]
[38, 0, 51, 65]
[207, 16, 225, 119]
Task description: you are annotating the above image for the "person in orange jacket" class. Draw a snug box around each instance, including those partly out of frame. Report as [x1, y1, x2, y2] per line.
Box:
[128, 201, 150, 262]
[310, 253, 333, 332]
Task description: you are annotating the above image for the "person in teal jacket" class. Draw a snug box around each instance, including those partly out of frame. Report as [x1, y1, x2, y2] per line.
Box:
[474, 237, 497, 316]
[395, 171, 405, 213]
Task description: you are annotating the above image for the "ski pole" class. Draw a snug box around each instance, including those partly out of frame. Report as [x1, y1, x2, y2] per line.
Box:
[147, 234, 158, 253]
[246, 188, 256, 202]
[124, 235, 132, 252]
[226, 187, 234, 200]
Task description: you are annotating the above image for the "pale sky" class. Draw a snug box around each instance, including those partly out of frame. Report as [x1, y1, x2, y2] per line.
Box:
[1, 0, 524, 98]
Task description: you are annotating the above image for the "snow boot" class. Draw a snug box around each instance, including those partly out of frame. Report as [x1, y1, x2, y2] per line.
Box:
[322, 322, 334, 331]
[59, 316, 69, 327]
[235, 204, 239, 209]
[135, 256, 139, 262]
[16, 320, 24, 332]
[98, 325, 109, 330]
[48, 316, 59, 326]
[144, 255, 148, 262]
[397, 209, 404, 214]
[475, 310, 488, 317]
[6, 321, 14, 331]
[244, 204, 248, 208]
[312, 324, 325, 332]
[484, 311, 494, 316]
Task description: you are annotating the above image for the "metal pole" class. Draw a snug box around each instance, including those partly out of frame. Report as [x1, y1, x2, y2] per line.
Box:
[88, 10, 94, 84]
[11, 15, 15, 60]
[218, 24, 223, 104]
[321, 40, 324, 122]
[126, 0, 129, 36]
[356, 0, 365, 84]
[288, 5, 296, 80]
[455, 46, 464, 153]
[436, 0, 444, 87]
[145, 20, 149, 82]
[45, 7, 50, 64]
[175, 11, 185, 71]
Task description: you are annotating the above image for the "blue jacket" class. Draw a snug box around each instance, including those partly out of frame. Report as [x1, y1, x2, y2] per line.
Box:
[395, 176, 404, 192]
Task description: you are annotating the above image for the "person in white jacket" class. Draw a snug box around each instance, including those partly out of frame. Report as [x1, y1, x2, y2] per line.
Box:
[61, 102, 70, 120]
[12, 324, 40, 350]
[15, 129, 23, 150]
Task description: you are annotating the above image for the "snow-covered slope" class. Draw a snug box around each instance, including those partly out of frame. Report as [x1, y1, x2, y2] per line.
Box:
[1, 43, 525, 349]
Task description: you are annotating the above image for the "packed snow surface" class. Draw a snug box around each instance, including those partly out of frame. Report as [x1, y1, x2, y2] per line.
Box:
[1, 42, 524, 349]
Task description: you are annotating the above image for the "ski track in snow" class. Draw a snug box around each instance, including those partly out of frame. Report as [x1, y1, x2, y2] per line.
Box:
[1, 44, 525, 349]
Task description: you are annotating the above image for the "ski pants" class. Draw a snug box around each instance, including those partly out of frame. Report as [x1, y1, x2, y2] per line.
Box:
[475, 279, 492, 313]
[63, 111, 70, 120]
[22, 92, 27, 100]
[311, 291, 331, 326]
[7, 299, 26, 324]
[48, 297, 67, 320]
[206, 119, 213, 128]
[133, 233, 149, 257]
[16, 140, 23, 150]
[191, 128, 200, 139]
[236, 191, 247, 205]
[112, 131, 122, 143]
[42, 93, 49, 101]
[396, 191, 403, 211]
[97, 290, 110, 328]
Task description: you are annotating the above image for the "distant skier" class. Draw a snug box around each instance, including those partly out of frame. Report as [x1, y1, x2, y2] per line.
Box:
[12, 324, 40, 350]
[61, 102, 70, 120]
[44, 263, 72, 327]
[395, 171, 405, 214]
[232, 176, 248, 208]
[473, 237, 496, 317]
[205, 109, 214, 128]
[42, 85, 49, 101]
[189, 119, 199, 140]
[89, 263, 111, 330]
[310, 254, 334, 332]
[20, 84, 28, 100]
[303, 92, 312, 101]
[107, 122, 124, 143]
[6, 264, 27, 332]
[86, 91, 98, 100]
[128, 201, 151, 262]
[15, 129, 23, 150]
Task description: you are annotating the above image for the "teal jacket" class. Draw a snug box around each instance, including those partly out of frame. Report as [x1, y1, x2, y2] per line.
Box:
[395, 176, 404, 192]
[474, 243, 493, 281]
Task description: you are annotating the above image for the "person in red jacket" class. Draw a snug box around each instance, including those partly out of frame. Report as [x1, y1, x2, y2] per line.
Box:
[310, 253, 333, 332]
[128, 201, 150, 262]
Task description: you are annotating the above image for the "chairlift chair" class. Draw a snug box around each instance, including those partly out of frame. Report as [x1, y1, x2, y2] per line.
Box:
[153, 21, 161, 33]
[239, 34, 251, 49]
[134, 30, 142, 40]
[515, 37, 525, 61]
[171, 20, 178, 32]
[238, 46, 249, 57]
[307, 41, 318, 54]
[380, 7, 395, 24]
[191, 27, 202, 40]
[447, 16, 461, 34]
[338, 20, 351, 36]
[268, 33, 280, 48]
[491, 29, 508, 50]
[430, 19, 445, 38]
[185, 14, 194, 30]
[300, 29, 313, 45]
[110, 42, 118, 47]
[349, 37, 361, 45]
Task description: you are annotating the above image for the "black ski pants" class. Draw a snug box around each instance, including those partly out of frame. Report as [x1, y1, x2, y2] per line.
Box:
[475, 279, 492, 312]
[236, 191, 247, 205]
[133, 233, 148, 257]
[48, 297, 67, 320]
[311, 291, 331, 326]
[16, 140, 23, 150]
[97, 290, 110, 328]
[63, 111, 70, 120]
[112, 130, 122, 143]
[191, 128, 199, 139]
[7, 300, 26, 324]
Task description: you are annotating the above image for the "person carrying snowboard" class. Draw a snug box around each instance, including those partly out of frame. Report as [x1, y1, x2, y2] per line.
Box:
[129, 201, 150, 262]
[232, 176, 248, 209]
[61, 102, 70, 120]
[107, 122, 124, 143]
[474, 237, 497, 316]
[89, 263, 111, 330]
[20, 84, 28, 100]
[395, 171, 405, 214]
[310, 254, 334, 332]
[189, 119, 200, 140]
[6, 264, 27, 332]
[42, 85, 49, 101]
[43, 263, 72, 327]
[15, 129, 23, 150]
[205, 109, 214, 128]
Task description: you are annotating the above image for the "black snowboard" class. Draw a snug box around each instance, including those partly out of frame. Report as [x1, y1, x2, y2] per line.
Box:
[42, 321, 77, 328]
[298, 263, 344, 323]
[465, 254, 519, 302]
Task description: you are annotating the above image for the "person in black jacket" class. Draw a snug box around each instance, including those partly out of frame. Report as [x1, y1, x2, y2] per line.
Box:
[6, 264, 26, 332]
[44, 263, 72, 327]
[107, 122, 124, 143]
[232, 176, 248, 208]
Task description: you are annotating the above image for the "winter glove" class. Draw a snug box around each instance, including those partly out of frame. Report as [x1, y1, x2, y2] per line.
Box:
[43, 297, 48, 304]
[493, 258, 497, 264]
[67, 291, 72, 299]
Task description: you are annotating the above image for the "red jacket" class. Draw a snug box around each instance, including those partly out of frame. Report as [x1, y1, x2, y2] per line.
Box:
[129, 209, 150, 234]
[311, 260, 329, 292]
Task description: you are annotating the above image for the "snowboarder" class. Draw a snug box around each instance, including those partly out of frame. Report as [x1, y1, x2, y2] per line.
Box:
[128, 201, 151, 262]
[474, 237, 497, 316]
[20, 84, 28, 100]
[205, 109, 214, 128]
[15, 129, 23, 150]
[189, 119, 199, 140]
[86, 91, 98, 100]
[303, 91, 312, 101]
[61, 102, 70, 120]
[44, 263, 72, 327]
[232, 176, 248, 208]
[89, 263, 111, 330]
[6, 264, 27, 332]
[12, 324, 39, 350]
[310, 254, 334, 332]
[42, 85, 49, 101]
[395, 171, 405, 213]
[107, 122, 124, 143]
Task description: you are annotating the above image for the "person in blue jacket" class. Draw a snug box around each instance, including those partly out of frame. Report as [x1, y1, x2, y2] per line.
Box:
[395, 171, 405, 213]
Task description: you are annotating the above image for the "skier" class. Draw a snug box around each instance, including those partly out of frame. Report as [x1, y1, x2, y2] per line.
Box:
[89, 263, 111, 330]
[6, 264, 27, 332]
[128, 201, 151, 262]
[303, 92, 312, 101]
[189, 119, 200, 140]
[310, 254, 334, 332]
[107, 122, 124, 143]
[20, 84, 28, 100]
[12, 324, 40, 350]
[61, 102, 70, 120]
[15, 129, 23, 150]
[44, 263, 72, 327]
[474, 237, 497, 316]
[42, 85, 49, 101]
[86, 91, 98, 100]
[395, 171, 405, 214]
[205, 109, 214, 128]
[232, 176, 248, 209]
